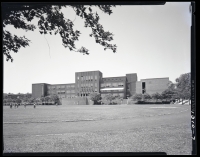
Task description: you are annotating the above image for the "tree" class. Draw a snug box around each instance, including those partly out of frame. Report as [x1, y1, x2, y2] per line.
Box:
[151, 92, 162, 102]
[175, 73, 191, 104]
[142, 93, 152, 101]
[16, 98, 22, 103]
[28, 97, 35, 104]
[161, 89, 176, 102]
[49, 94, 59, 104]
[40, 96, 45, 104]
[88, 92, 101, 104]
[131, 93, 143, 102]
[35, 97, 41, 104]
[104, 93, 115, 104]
[167, 81, 176, 91]
[3, 99, 7, 105]
[44, 96, 51, 105]
[2, 3, 117, 62]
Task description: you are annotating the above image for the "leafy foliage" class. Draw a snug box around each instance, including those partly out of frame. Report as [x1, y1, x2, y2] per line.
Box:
[151, 92, 162, 101]
[131, 93, 143, 101]
[2, 3, 117, 62]
[88, 92, 101, 104]
[102, 93, 115, 104]
[142, 93, 152, 101]
[175, 73, 191, 100]
[161, 89, 176, 101]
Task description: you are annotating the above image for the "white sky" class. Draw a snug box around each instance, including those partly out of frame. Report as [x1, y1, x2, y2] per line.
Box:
[3, 2, 191, 94]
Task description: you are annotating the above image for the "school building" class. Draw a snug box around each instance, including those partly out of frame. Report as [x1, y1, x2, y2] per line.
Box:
[32, 70, 169, 104]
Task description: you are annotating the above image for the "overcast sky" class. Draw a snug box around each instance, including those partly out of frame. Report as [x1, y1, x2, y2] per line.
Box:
[3, 2, 191, 94]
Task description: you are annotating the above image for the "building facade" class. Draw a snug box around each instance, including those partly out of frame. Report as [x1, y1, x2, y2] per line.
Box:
[32, 71, 169, 100]
[136, 78, 169, 95]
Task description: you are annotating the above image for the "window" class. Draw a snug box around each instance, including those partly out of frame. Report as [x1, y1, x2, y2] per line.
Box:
[91, 76, 93, 80]
[118, 82, 124, 87]
[95, 83, 97, 87]
[77, 76, 79, 80]
[142, 82, 146, 94]
[95, 75, 97, 80]
[106, 83, 111, 87]
[101, 83, 104, 87]
[94, 88, 97, 92]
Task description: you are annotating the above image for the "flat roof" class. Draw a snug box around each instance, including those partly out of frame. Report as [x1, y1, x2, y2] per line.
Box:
[140, 77, 169, 81]
[126, 73, 137, 75]
[102, 76, 126, 79]
[75, 70, 102, 73]
[50, 83, 75, 86]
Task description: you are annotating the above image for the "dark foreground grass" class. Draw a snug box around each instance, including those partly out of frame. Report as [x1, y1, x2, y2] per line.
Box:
[3, 104, 192, 154]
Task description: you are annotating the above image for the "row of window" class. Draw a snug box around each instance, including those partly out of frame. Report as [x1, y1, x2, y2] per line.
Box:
[58, 95, 76, 99]
[58, 93, 124, 98]
[78, 90, 98, 93]
[101, 89, 124, 92]
[101, 82, 124, 87]
[101, 93, 124, 97]
[48, 85, 75, 89]
[77, 75, 98, 81]
[103, 78, 124, 82]
[48, 90, 75, 94]
[78, 83, 97, 88]
[78, 88, 98, 93]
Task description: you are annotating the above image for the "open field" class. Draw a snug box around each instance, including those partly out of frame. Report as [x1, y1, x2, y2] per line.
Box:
[3, 104, 192, 155]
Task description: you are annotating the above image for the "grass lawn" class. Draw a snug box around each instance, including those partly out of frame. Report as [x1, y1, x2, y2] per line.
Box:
[3, 104, 192, 154]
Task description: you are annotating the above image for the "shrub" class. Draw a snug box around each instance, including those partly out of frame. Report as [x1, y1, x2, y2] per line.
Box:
[131, 93, 143, 101]
[151, 92, 162, 102]
[143, 93, 152, 101]
[89, 92, 101, 104]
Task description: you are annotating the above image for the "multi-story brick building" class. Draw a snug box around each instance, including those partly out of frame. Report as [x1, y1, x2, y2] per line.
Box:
[32, 70, 169, 101]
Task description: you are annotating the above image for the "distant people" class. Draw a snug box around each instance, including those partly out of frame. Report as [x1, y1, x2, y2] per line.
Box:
[33, 103, 36, 108]
[14, 103, 16, 108]
[24, 103, 26, 108]
[56, 103, 58, 106]
[10, 103, 12, 109]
